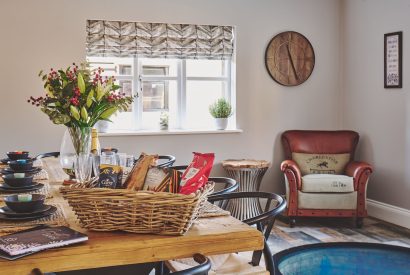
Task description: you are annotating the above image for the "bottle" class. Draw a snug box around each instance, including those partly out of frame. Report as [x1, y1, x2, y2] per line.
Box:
[91, 128, 101, 155]
[91, 128, 101, 177]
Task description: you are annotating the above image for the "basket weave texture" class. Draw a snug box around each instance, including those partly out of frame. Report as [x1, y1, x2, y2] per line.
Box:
[60, 182, 214, 235]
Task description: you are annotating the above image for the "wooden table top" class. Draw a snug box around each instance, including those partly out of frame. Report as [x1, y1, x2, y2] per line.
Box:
[0, 158, 263, 274]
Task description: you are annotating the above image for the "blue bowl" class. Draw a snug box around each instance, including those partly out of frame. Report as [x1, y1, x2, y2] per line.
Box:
[7, 159, 33, 172]
[4, 194, 46, 213]
[6, 151, 29, 160]
[2, 174, 34, 188]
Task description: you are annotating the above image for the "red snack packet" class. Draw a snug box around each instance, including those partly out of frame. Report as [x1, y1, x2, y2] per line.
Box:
[179, 152, 215, 195]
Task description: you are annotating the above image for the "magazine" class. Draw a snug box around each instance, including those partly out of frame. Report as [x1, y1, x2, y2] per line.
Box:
[0, 226, 88, 256]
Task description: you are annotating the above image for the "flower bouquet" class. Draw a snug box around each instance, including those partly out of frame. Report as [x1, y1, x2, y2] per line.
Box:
[29, 62, 134, 178]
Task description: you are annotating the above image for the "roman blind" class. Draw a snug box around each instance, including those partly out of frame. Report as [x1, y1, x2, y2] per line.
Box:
[86, 20, 234, 60]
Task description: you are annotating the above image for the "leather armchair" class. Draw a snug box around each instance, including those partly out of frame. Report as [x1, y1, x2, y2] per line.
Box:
[280, 130, 373, 228]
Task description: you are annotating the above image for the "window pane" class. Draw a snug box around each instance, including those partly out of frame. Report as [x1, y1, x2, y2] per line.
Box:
[109, 111, 135, 130]
[142, 81, 177, 130]
[186, 60, 225, 77]
[142, 81, 168, 111]
[87, 56, 133, 76]
[140, 58, 178, 77]
[119, 65, 132, 75]
[118, 80, 133, 111]
[186, 81, 226, 129]
[142, 66, 169, 76]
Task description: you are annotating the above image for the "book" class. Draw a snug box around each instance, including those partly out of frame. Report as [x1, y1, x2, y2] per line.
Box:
[0, 225, 46, 260]
[0, 226, 88, 256]
[0, 249, 35, 260]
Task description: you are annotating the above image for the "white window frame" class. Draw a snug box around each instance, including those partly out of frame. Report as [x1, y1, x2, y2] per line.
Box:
[88, 56, 235, 131]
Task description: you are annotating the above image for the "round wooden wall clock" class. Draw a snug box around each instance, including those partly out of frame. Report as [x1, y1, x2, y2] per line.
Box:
[265, 31, 315, 86]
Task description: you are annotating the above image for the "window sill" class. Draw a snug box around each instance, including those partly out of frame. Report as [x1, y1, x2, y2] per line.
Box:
[99, 129, 243, 137]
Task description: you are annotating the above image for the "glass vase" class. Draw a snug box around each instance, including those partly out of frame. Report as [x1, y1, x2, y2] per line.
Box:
[74, 153, 93, 183]
[60, 126, 92, 179]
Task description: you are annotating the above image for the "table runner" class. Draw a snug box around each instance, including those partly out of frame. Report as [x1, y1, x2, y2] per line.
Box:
[198, 201, 230, 218]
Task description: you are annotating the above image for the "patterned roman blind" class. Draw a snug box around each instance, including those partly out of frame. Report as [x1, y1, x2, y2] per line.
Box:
[86, 20, 234, 60]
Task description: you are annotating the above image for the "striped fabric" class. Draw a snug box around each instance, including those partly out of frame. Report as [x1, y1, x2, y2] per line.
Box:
[86, 20, 234, 60]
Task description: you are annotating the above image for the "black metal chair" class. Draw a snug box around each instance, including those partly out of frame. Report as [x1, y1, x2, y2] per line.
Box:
[33, 152, 60, 160]
[207, 192, 286, 273]
[170, 165, 238, 196]
[157, 254, 211, 275]
[156, 155, 176, 168]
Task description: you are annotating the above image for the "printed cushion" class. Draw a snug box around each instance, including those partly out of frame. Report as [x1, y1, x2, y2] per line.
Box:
[292, 153, 350, 175]
[301, 174, 354, 193]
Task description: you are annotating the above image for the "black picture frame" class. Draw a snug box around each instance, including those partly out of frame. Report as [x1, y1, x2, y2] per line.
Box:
[384, 31, 403, 88]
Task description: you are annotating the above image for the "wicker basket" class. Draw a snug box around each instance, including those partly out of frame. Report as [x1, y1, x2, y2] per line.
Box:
[60, 182, 214, 235]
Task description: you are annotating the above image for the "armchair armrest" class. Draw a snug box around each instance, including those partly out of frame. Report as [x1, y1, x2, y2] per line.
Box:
[345, 161, 373, 190]
[345, 161, 373, 179]
[280, 160, 302, 190]
[281, 160, 301, 216]
[345, 161, 373, 217]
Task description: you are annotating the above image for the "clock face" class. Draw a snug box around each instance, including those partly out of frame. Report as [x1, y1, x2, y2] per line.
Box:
[265, 31, 315, 86]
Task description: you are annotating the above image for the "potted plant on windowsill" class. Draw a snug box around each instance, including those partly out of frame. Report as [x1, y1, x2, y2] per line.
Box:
[209, 98, 233, 130]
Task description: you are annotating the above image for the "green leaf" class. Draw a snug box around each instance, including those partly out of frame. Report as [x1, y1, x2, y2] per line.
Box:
[77, 73, 86, 94]
[100, 107, 117, 119]
[112, 84, 121, 91]
[52, 114, 71, 124]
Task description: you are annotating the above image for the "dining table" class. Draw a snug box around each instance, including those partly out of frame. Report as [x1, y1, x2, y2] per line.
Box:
[0, 158, 264, 274]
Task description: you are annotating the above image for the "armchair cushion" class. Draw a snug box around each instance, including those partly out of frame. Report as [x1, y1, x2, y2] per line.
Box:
[292, 153, 351, 175]
[298, 191, 358, 209]
[301, 174, 354, 193]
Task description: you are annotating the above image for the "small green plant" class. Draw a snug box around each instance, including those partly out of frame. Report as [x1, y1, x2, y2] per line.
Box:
[159, 111, 169, 129]
[209, 98, 233, 118]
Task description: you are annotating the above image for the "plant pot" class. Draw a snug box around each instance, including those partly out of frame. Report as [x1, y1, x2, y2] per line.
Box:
[214, 118, 228, 130]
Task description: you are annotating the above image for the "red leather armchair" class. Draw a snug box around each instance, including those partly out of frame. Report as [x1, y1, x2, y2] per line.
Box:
[280, 130, 373, 227]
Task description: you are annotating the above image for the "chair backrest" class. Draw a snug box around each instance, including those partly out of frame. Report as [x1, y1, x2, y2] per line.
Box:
[208, 177, 238, 196]
[34, 152, 60, 160]
[208, 192, 286, 235]
[170, 165, 238, 196]
[171, 254, 211, 275]
[282, 130, 359, 160]
[156, 155, 176, 168]
[208, 192, 286, 271]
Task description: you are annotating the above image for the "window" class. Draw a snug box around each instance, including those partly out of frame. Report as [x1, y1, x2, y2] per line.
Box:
[87, 57, 234, 131]
[86, 20, 235, 131]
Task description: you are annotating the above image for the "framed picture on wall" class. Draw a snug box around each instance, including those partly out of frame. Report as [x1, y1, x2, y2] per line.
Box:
[384, 31, 403, 88]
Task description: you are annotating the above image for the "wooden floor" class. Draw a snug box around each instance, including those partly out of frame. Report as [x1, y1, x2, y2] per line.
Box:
[268, 217, 410, 254]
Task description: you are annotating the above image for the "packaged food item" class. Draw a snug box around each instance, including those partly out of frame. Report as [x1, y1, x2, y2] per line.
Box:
[124, 153, 158, 191]
[143, 167, 169, 191]
[179, 152, 215, 195]
[98, 164, 123, 189]
[144, 168, 181, 193]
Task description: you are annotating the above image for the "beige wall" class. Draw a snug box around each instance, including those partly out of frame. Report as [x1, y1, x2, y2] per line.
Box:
[341, 0, 410, 209]
[0, 0, 342, 194]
